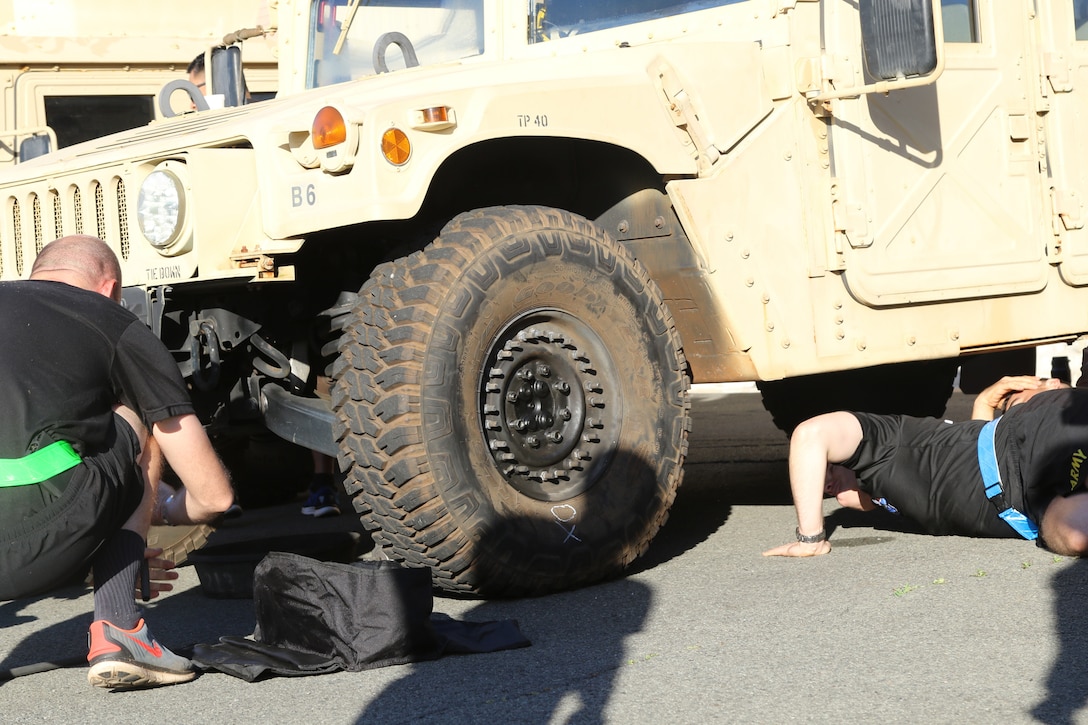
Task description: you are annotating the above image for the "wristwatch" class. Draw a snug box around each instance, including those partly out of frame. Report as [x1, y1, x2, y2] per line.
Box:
[159, 493, 176, 526]
[795, 527, 826, 544]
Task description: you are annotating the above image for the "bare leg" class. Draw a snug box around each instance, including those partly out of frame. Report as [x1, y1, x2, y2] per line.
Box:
[113, 405, 155, 536]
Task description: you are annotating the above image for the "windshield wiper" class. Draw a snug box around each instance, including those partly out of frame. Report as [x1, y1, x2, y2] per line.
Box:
[333, 0, 366, 55]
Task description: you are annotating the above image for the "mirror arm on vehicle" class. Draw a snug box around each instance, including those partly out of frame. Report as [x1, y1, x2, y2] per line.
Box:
[811, 0, 945, 103]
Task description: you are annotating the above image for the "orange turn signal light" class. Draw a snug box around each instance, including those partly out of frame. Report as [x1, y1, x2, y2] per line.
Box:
[410, 105, 457, 131]
[419, 106, 448, 125]
[381, 127, 411, 166]
[312, 106, 347, 149]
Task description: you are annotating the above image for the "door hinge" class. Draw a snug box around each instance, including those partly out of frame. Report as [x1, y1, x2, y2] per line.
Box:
[1053, 187, 1084, 231]
[654, 61, 721, 172]
[1044, 52, 1073, 94]
[831, 179, 870, 249]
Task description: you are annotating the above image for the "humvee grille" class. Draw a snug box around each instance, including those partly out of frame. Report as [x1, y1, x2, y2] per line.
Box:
[32, 194, 43, 255]
[73, 187, 83, 235]
[51, 191, 63, 243]
[12, 199, 23, 276]
[116, 178, 129, 261]
[3, 174, 131, 275]
[94, 182, 106, 241]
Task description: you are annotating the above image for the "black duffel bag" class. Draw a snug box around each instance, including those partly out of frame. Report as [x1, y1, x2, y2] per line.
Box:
[192, 553, 530, 681]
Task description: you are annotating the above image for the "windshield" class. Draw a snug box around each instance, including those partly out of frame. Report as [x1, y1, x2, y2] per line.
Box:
[308, 0, 485, 88]
[529, 0, 743, 42]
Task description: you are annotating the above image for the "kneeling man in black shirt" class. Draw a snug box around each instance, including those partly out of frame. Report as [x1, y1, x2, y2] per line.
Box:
[0, 235, 234, 689]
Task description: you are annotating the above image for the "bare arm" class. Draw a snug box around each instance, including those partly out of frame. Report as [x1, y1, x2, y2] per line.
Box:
[763, 412, 864, 558]
[152, 413, 234, 524]
[1039, 494, 1088, 557]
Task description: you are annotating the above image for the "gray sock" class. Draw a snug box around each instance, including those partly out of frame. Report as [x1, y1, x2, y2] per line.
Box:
[92, 529, 144, 629]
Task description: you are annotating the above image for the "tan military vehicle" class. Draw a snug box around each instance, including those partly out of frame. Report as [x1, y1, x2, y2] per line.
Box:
[2, 0, 1085, 596]
[0, 0, 278, 164]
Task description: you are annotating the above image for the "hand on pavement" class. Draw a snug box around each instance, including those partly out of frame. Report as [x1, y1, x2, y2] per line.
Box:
[762, 540, 832, 557]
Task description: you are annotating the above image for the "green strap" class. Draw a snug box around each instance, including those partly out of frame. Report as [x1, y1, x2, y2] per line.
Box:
[0, 441, 82, 487]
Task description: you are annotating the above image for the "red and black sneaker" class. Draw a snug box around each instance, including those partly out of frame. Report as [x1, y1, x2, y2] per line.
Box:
[87, 619, 195, 689]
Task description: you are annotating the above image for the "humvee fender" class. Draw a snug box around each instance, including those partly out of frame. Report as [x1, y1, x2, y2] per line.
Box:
[333, 206, 690, 596]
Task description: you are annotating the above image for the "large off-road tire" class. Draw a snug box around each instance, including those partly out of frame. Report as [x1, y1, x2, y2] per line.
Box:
[332, 205, 690, 597]
[757, 358, 960, 435]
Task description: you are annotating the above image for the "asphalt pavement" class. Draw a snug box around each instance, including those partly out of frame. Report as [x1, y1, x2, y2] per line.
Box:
[1, 388, 1086, 724]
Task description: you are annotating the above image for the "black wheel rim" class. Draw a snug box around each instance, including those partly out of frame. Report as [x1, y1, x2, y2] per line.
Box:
[479, 309, 619, 501]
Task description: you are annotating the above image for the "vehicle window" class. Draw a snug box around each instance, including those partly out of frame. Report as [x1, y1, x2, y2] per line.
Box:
[941, 0, 977, 43]
[44, 96, 155, 148]
[308, 0, 484, 88]
[529, 0, 744, 43]
[1077, 0, 1088, 40]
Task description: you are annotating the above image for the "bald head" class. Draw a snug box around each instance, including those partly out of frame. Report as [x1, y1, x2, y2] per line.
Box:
[30, 235, 121, 301]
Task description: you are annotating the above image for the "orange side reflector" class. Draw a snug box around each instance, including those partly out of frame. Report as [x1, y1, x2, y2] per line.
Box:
[381, 128, 411, 165]
[312, 106, 347, 149]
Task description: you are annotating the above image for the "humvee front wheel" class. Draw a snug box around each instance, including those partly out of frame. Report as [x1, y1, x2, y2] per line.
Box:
[332, 206, 690, 596]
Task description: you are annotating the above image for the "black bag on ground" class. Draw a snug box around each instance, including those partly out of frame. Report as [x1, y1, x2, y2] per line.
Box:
[192, 553, 530, 681]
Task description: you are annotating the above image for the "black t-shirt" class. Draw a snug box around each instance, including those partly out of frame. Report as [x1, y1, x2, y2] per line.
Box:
[995, 387, 1088, 523]
[0, 280, 193, 457]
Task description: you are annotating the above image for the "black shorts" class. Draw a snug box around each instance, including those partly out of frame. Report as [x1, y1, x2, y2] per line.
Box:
[844, 413, 1011, 537]
[0, 415, 144, 600]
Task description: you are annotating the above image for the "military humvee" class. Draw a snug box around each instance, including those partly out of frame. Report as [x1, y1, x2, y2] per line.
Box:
[3, 0, 1086, 596]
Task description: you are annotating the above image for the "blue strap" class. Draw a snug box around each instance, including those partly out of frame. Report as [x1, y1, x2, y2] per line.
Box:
[977, 418, 1038, 540]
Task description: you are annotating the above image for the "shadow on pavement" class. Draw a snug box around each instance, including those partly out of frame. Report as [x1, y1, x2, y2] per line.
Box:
[629, 473, 735, 574]
[357, 577, 652, 724]
[1031, 558, 1088, 725]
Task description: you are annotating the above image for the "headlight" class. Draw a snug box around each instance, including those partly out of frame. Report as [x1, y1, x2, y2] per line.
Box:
[137, 167, 187, 251]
